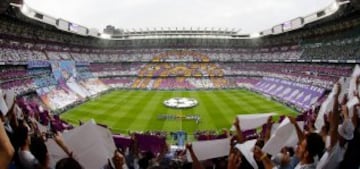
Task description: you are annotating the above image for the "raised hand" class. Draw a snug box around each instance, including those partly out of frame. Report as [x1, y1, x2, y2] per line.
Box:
[267, 116, 273, 124]
[228, 150, 242, 169]
[112, 150, 125, 169]
[334, 83, 341, 96]
[288, 116, 297, 125]
[253, 146, 264, 160]
[233, 117, 240, 129]
[186, 143, 193, 151]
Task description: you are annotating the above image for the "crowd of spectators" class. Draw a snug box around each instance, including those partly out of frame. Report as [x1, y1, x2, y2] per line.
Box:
[89, 63, 143, 77]
[0, 23, 359, 64]
[76, 66, 95, 80]
[101, 77, 135, 88]
[0, 4, 359, 63]
[2, 76, 360, 169]
[301, 29, 360, 60]
[0, 66, 54, 94]
[36, 85, 81, 110]
[1, 51, 353, 114]
[130, 77, 239, 90]
[77, 78, 109, 96]
[1, 44, 353, 90]
[222, 63, 352, 89]
[0, 47, 47, 62]
[253, 77, 325, 111]
[0, 61, 110, 111]
[1, 5, 360, 169]
[137, 63, 224, 77]
[3, 58, 348, 105]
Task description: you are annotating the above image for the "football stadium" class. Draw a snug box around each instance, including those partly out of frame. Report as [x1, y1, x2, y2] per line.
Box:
[0, 0, 360, 169]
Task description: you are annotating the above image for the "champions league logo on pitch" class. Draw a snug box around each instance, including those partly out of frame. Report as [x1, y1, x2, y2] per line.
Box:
[163, 97, 198, 109]
[161, 98, 200, 124]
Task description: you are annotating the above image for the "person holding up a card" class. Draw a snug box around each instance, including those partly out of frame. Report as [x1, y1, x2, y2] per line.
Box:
[0, 89, 16, 169]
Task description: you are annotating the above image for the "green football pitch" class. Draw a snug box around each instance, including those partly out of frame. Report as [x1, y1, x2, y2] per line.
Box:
[60, 89, 297, 134]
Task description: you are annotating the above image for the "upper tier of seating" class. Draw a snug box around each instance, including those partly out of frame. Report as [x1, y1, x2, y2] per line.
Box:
[0, 6, 360, 62]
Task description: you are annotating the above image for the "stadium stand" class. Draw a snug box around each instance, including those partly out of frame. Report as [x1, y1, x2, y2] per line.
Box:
[1, 1, 360, 169]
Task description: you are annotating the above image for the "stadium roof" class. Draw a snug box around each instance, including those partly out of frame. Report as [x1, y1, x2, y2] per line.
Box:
[24, 0, 334, 32]
[17, 0, 349, 39]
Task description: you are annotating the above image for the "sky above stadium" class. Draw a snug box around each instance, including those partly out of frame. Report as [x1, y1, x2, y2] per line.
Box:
[24, 0, 334, 33]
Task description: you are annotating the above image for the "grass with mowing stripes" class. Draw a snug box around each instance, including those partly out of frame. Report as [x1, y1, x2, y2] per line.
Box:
[60, 89, 297, 134]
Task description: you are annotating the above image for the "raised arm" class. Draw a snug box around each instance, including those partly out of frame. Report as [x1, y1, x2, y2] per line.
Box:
[352, 105, 359, 129]
[329, 83, 341, 149]
[0, 117, 15, 169]
[233, 117, 244, 144]
[7, 102, 18, 129]
[289, 116, 304, 142]
[264, 116, 273, 143]
[227, 148, 242, 169]
[352, 90, 360, 128]
[253, 146, 275, 169]
[54, 132, 73, 157]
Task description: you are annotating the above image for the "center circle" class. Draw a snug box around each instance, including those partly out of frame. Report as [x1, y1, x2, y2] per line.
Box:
[163, 97, 198, 109]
